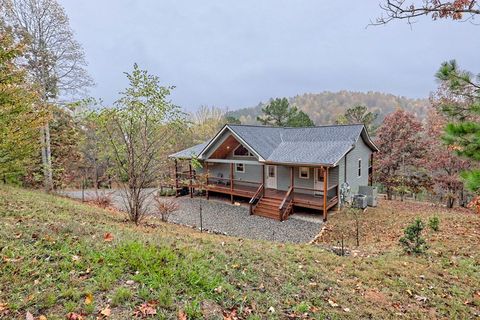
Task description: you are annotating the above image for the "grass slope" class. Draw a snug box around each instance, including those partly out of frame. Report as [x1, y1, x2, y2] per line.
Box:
[0, 186, 479, 319]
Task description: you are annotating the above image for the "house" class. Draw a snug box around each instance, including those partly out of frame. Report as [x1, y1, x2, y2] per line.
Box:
[169, 124, 378, 221]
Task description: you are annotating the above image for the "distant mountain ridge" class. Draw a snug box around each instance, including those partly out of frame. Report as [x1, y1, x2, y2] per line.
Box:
[227, 91, 430, 125]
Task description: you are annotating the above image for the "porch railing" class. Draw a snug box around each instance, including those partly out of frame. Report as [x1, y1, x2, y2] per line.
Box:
[292, 184, 339, 208]
[279, 186, 294, 220]
[249, 183, 264, 215]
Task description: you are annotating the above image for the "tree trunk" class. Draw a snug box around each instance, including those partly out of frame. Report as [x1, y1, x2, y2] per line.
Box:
[40, 125, 53, 192]
[386, 188, 393, 200]
[44, 123, 53, 190]
[447, 197, 454, 208]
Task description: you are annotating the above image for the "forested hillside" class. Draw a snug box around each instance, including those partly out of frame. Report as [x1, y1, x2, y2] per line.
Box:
[228, 91, 430, 125]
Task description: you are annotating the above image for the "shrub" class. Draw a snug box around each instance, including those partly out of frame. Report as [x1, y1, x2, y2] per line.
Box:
[92, 193, 113, 208]
[154, 197, 179, 222]
[158, 189, 176, 197]
[428, 215, 440, 232]
[399, 218, 428, 254]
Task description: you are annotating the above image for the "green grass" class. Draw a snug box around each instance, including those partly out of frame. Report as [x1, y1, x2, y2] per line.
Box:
[0, 186, 479, 319]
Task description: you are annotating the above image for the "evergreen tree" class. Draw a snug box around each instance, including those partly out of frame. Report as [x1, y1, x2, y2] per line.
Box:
[336, 105, 378, 133]
[434, 60, 480, 193]
[257, 98, 314, 127]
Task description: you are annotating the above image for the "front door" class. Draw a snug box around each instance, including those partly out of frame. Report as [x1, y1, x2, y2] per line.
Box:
[266, 165, 277, 189]
[314, 168, 325, 197]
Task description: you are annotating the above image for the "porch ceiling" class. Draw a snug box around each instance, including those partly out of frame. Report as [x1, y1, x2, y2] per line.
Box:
[209, 135, 240, 159]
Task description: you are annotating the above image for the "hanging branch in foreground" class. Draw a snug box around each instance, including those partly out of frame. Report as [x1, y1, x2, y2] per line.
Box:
[375, 0, 479, 24]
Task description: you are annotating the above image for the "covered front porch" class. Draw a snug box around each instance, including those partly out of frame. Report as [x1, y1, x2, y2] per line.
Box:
[169, 158, 339, 221]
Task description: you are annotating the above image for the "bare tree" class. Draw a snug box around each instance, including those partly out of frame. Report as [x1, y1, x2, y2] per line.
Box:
[154, 197, 179, 222]
[1, 0, 93, 191]
[375, 0, 479, 24]
[96, 64, 186, 225]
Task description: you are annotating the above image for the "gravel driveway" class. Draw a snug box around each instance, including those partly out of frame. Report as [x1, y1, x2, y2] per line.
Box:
[61, 189, 323, 244]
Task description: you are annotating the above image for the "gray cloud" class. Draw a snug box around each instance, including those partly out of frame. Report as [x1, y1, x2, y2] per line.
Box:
[61, 0, 480, 111]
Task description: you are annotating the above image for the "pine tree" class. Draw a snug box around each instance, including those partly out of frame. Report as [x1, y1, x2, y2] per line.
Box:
[257, 98, 314, 127]
[434, 60, 480, 194]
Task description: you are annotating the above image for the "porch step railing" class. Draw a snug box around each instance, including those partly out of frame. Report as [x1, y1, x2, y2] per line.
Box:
[249, 183, 265, 215]
[279, 186, 294, 221]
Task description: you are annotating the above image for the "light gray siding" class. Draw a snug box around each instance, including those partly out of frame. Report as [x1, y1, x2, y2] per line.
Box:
[342, 136, 371, 194]
[263, 165, 339, 194]
[206, 162, 262, 184]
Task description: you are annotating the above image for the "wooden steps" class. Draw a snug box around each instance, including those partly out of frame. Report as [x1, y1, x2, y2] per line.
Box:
[253, 197, 282, 220]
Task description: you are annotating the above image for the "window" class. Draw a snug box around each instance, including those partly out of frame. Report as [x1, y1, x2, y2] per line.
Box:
[358, 159, 362, 177]
[233, 145, 252, 157]
[235, 163, 245, 173]
[299, 167, 309, 179]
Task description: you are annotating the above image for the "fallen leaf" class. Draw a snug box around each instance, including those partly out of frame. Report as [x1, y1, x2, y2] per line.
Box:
[328, 300, 339, 308]
[103, 233, 114, 242]
[84, 293, 93, 305]
[39, 316, 47, 320]
[25, 311, 34, 320]
[222, 308, 238, 320]
[134, 301, 157, 317]
[100, 305, 111, 317]
[3, 256, 23, 263]
[177, 310, 187, 320]
[66, 312, 84, 320]
[0, 303, 8, 312]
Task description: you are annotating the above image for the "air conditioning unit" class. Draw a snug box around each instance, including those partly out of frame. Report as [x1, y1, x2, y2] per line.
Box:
[352, 194, 368, 209]
[358, 186, 378, 207]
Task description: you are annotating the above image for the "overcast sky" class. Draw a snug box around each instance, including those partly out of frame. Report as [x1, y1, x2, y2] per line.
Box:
[61, 0, 479, 112]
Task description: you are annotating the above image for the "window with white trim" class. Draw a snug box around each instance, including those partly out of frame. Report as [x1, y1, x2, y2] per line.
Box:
[358, 159, 362, 177]
[299, 167, 309, 179]
[235, 163, 245, 173]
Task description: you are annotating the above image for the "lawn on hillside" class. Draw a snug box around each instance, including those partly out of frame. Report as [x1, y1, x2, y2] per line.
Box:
[0, 186, 479, 319]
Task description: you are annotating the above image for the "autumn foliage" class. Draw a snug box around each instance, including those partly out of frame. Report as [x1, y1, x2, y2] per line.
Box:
[374, 110, 426, 200]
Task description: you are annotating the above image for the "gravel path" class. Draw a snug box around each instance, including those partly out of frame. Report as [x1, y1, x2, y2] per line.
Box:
[60, 189, 323, 244]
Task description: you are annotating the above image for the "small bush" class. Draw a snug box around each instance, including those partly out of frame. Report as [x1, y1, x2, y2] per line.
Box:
[92, 193, 113, 208]
[428, 215, 440, 232]
[399, 218, 428, 254]
[158, 189, 176, 197]
[154, 197, 179, 222]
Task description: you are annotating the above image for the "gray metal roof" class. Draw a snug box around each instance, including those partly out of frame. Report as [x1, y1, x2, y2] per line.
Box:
[169, 141, 210, 159]
[170, 124, 378, 165]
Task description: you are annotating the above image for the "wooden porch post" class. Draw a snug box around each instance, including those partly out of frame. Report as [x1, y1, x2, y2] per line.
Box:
[290, 167, 294, 187]
[189, 162, 193, 198]
[205, 162, 209, 200]
[262, 164, 265, 197]
[291, 166, 294, 214]
[230, 162, 234, 204]
[323, 166, 328, 221]
[174, 159, 179, 197]
[290, 166, 294, 195]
